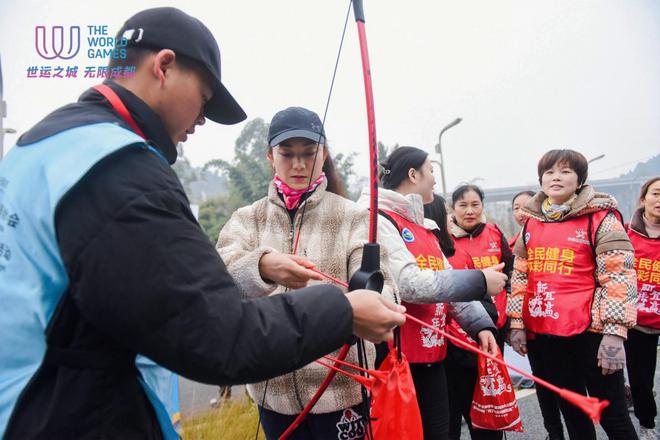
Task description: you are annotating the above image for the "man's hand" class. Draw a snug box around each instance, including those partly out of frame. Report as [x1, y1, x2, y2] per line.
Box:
[477, 330, 499, 356]
[482, 263, 507, 296]
[508, 329, 528, 356]
[259, 252, 323, 289]
[346, 290, 406, 343]
[597, 334, 626, 375]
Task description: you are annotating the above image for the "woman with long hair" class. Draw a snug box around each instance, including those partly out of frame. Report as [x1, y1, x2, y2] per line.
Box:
[423, 194, 456, 258]
[507, 149, 638, 440]
[626, 176, 660, 440]
[357, 146, 507, 439]
[217, 106, 398, 440]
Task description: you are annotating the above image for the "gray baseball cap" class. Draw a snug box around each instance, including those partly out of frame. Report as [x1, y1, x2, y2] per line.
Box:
[268, 107, 326, 147]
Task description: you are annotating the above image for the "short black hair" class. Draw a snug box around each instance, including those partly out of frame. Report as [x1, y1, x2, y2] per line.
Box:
[108, 46, 211, 84]
[511, 190, 535, 208]
[424, 194, 455, 257]
[451, 184, 484, 207]
[380, 146, 429, 190]
[537, 149, 588, 187]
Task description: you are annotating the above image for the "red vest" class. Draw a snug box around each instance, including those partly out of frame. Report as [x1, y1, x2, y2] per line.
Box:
[382, 209, 448, 363]
[447, 248, 475, 270]
[453, 223, 507, 328]
[628, 228, 660, 329]
[522, 210, 609, 336]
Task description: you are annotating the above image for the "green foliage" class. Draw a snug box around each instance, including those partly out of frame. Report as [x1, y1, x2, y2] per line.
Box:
[198, 119, 272, 242]
[204, 118, 272, 203]
[377, 141, 391, 162]
[334, 151, 358, 198]
[197, 195, 233, 244]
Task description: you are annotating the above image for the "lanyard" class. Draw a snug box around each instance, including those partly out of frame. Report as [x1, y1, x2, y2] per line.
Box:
[92, 84, 168, 164]
[93, 84, 146, 138]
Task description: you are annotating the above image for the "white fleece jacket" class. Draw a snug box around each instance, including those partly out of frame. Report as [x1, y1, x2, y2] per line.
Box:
[357, 187, 495, 338]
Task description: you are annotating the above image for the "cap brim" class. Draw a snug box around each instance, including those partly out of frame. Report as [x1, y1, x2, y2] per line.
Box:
[204, 81, 247, 125]
[269, 130, 326, 147]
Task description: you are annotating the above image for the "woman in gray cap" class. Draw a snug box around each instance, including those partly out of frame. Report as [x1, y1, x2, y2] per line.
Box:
[217, 106, 395, 439]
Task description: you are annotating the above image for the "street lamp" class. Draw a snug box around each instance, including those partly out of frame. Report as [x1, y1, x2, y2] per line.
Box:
[434, 117, 462, 194]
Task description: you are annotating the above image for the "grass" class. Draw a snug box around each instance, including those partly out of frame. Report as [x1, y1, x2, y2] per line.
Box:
[181, 398, 265, 440]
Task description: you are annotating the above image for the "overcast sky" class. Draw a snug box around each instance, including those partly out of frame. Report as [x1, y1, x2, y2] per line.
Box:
[1, 0, 659, 190]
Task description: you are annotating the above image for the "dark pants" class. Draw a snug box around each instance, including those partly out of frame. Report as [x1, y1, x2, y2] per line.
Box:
[533, 332, 638, 440]
[258, 404, 367, 440]
[528, 337, 566, 440]
[625, 328, 659, 429]
[410, 362, 450, 440]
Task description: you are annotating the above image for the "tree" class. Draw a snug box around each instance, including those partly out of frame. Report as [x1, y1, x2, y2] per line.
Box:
[204, 118, 272, 203]
[171, 155, 199, 197]
[197, 195, 235, 244]
[333, 151, 359, 199]
[335, 142, 400, 201]
[198, 119, 272, 241]
[377, 141, 391, 163]
[378, 141, 400, 163]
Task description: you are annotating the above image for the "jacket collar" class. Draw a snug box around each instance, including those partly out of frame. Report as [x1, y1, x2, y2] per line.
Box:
[267, 178, 328, 211]
[520, 185, 618, 222]
[81, 80, 177, 164]
[357, 187, 426, 225]
[629, 207, 657, 239]
[450, 220, 486, 239]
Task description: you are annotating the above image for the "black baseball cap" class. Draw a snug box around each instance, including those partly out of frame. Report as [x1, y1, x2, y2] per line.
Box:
[118, 7, 246, 125]
[268, 107, 326, 147]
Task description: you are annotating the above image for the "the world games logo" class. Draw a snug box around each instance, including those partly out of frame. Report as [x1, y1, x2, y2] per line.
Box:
[28, 25, 134, 79]
[35, 26, 81, 60]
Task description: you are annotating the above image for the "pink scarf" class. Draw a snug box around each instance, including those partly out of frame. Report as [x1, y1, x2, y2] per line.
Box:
[273, 173, 326, 210]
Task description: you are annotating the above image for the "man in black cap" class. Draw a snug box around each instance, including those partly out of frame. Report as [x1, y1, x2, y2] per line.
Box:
[0, 7, 404, 438]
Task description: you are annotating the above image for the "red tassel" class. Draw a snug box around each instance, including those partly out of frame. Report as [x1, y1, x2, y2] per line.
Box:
[558, 388, 610, 423]
[309, 268, 612, 425]
[315, 359, 377, 388]
[322, 355, 389, 382]
[403, 313, 611, 423]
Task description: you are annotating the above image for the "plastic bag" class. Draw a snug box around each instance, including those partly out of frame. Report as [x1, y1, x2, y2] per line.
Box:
[470, 346, 523, 432]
